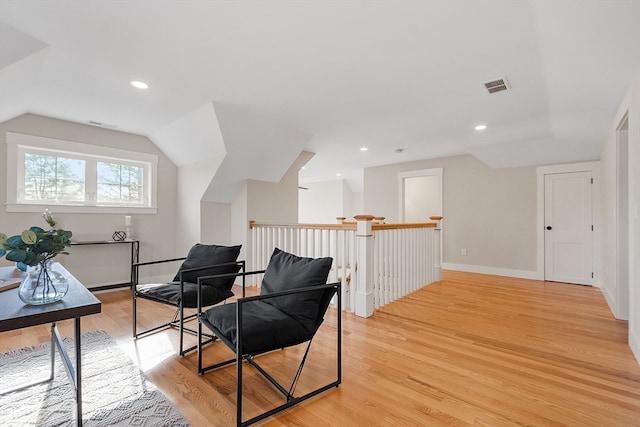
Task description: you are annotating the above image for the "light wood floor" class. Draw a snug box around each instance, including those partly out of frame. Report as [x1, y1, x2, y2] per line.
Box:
[1, 271, 639, 426]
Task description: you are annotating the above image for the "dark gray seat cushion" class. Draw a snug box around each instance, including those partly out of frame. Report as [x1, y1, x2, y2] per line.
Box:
[137, 243, 241, 308]
[202, 248, 333, 355]
[202, 300, 314, 354]
[137, 281, 234, 308]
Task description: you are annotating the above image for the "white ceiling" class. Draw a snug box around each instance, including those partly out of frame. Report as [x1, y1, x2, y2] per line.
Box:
[1, 0, 639, 193]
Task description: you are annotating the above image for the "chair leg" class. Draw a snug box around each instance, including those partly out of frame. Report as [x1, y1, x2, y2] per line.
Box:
[179, 302, 184, 356]
[197, 315, 202, 373]
[237, 345, 243, 427]
[132, 291, 137, 338]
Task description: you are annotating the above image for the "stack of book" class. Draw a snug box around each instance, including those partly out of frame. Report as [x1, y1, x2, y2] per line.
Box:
[0, 268, 25, 293]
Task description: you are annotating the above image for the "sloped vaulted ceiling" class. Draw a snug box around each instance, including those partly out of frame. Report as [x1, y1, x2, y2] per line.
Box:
[151, 102, 226, 167]
[203, 103, 312, 203]
[150, 102, 311, 203]
[0, 22, 49, 121]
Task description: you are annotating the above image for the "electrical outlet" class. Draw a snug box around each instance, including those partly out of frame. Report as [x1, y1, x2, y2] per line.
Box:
[461, 248, 467, 256]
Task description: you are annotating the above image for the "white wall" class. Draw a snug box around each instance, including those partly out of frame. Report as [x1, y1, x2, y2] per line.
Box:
[351, 191, 364, 219]
[230, 182, 248, 263]
[299, 179, 363, 223]
[200, 201, 232, 245]
[364, 155, 538, 277]
[0, 114, 178, 287]
[299, 180, 344, 223]
[176, 156, 223, 254]
[600, 125, 621, 313]
[228, 151, 312, 271]
[403, 174, 442, 222]
[629, 75, 640, 364]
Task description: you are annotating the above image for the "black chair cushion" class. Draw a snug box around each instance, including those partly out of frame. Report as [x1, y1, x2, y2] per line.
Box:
[137, 282, 234, 308]
[173, 243, 242, 289]
[202, 300, 315, 355]
[260, 248, 332, 327]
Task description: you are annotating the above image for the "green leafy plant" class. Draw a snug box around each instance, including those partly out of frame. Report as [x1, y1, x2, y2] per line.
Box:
[0, 227, 73, 267]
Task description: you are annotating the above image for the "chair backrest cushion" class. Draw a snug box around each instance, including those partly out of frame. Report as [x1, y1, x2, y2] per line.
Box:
[173, 243, 242, 289]
[261, 248, 332, 327]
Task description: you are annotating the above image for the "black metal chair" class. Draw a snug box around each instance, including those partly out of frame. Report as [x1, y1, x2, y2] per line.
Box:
[197, 248, 341, 426]
[133, 243, 242, 355]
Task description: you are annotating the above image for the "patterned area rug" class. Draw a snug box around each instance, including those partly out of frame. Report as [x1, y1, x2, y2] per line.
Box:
[0, 330, 190, 426]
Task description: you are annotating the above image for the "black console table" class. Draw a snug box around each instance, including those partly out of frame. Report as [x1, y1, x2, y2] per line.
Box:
[70, 240, 139, 290]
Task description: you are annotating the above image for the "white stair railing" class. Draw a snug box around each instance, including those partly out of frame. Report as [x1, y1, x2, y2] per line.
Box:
[249, 216, 441, 317]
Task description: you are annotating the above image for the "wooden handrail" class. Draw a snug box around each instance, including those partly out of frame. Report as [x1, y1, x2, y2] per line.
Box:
[249, 220, 436, 230]
[249, 220, 356, 230]
[372, 222, 435, 230]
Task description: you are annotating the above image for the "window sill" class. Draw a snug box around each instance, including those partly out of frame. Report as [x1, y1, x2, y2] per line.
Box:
[4, 203, 157, 215]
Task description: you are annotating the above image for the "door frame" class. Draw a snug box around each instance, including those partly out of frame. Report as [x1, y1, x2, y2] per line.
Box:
[616, 114, 629, 319]
[398, 167, 443, 222]
[536, 161, 601, 283]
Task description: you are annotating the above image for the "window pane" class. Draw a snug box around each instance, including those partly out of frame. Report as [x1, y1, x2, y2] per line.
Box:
[97, 162, 144, 204]
[24, 153, 85, 202]
[8, 132, 157, 212]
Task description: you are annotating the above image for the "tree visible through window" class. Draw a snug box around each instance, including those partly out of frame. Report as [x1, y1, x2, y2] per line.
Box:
[7, 131, 158, 213]
[24, 153, 85, 202]
[97, 162, 144, 204]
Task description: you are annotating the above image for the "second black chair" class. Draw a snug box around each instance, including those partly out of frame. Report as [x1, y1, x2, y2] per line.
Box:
[197, 248, 341, 426]
[133, 243, 242, 355]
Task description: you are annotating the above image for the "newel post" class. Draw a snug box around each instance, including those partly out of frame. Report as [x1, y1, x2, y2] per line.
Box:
[430, 216, 443, 282]
[354, 215, 375, 317]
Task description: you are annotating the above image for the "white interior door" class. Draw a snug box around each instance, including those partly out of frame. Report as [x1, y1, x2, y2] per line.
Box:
[544, 171, 593, 285]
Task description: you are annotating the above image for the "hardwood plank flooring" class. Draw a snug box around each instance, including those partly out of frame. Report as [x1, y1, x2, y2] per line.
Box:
[1, 271, 639, 426]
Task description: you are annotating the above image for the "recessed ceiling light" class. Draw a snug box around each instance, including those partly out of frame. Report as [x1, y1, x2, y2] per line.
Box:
[336, 173, 342, 177]
[360, 147, 368, 152]
[130, 80, 149, 89]
[475, 124, 487, 131]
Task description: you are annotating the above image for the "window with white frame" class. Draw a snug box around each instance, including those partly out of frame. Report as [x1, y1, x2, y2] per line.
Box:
[6, 132, 158, 213]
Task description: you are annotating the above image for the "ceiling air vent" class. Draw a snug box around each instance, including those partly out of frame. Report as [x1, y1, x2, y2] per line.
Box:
[87, 120, 117, 129]
[484, 77, 510, 94]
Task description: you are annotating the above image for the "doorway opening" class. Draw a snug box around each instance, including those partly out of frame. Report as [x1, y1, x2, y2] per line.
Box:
[398, 168, 443, 222]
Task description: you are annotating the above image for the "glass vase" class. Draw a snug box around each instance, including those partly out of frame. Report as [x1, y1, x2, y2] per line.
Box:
[18, 261, 69, 305]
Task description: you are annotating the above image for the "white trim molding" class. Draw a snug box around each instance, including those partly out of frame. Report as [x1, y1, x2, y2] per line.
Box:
[442, 262, 540, 281]
[536, 161, 601, 286]
[5, 132, 158, 214]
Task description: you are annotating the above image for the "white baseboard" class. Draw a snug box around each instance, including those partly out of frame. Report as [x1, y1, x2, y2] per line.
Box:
[631, 328, 640, 365]
[601, 285, 619, 319]
[442, 262, 542, 281]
